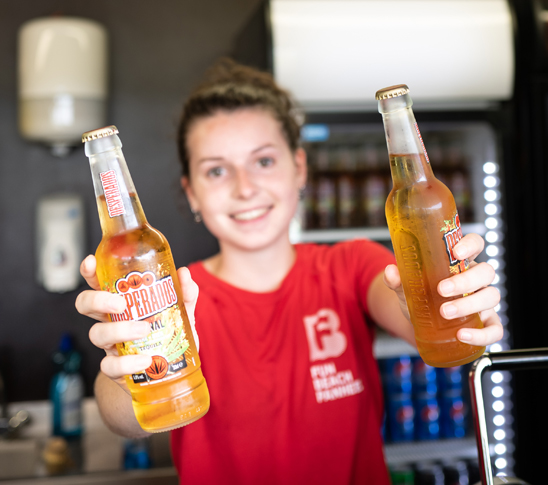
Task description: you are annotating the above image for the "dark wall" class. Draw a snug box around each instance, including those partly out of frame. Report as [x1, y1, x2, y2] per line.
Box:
[0, 0, 261, 402]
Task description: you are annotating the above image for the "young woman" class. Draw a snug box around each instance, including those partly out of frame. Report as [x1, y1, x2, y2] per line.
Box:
[76, 59, 503, 484]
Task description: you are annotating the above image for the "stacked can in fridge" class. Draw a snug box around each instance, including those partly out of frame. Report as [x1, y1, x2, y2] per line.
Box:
[379, 354, 469, 443]
[381, 355, 414, 442]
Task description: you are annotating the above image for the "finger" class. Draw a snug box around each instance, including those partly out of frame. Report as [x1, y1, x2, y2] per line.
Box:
[177, 266, 201, 352]
[456, 309, 503, 347]
[101, 354, 153, 380]
[438, 262, 496, 297]
[89, 320, 151, 350]
[76, 289, 126, 321]
[440, 286, 501, 320]
[383, 264, 402, 291]
[178, 267, 199, 321]
[80, 255, 101, 290]
[453, 233, 485, 262]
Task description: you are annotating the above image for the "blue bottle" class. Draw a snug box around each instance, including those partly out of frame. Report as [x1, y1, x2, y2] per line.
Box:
[50, 334, 84, 438]
[123, 438, 152, 470]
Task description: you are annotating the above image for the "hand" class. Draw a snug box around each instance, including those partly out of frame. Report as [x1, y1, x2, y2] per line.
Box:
[75, 255, 200, 392]
[384, 233, 503, 348]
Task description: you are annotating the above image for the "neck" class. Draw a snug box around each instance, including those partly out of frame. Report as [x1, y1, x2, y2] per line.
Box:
[203, 236, 296, 292]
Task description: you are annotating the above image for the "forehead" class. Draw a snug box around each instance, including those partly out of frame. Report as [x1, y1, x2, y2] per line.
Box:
[187, 108, 287, 154]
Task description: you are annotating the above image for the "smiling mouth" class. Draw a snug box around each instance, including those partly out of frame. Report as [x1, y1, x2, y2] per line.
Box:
[231, 207, 270, 221]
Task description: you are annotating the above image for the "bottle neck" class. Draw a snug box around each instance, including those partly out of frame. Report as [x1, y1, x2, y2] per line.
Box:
[85, 135, 147, 236]
[379, 94, 434, 187]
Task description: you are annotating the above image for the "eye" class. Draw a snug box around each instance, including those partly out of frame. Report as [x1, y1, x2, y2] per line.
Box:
[257, 157, 274, 168]
[206, 166, 225, 178]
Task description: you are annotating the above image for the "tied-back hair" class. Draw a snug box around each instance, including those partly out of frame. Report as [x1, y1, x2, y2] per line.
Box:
[177, 57, 303, 177]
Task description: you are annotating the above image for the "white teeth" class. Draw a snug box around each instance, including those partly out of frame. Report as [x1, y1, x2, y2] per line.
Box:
[232, 208, 268, 221]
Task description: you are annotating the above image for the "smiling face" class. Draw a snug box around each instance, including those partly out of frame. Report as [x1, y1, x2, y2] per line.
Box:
[182, 108, 307, 253]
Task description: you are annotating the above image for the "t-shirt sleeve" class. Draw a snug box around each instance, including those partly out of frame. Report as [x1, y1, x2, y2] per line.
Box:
[336, 239, 396, 318]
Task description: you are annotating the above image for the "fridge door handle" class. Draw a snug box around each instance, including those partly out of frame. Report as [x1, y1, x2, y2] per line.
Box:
[487, 348, 548, 371]
[469, 348, 548, 485]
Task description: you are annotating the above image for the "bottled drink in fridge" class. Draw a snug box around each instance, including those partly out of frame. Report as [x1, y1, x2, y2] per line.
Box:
[82, 125, 210, 432]
[376, 85, 485, 367]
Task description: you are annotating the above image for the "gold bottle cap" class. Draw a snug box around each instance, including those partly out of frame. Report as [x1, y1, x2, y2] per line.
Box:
[82, 125, 119, 143]
[375, 84, 409, 100]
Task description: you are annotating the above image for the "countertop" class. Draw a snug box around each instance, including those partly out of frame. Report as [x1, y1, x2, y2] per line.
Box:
[0, 398, 175, 482]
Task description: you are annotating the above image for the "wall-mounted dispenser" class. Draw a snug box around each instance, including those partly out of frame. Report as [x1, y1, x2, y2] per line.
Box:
[18, 17, 108, 157]
[36, 193, 86, 293]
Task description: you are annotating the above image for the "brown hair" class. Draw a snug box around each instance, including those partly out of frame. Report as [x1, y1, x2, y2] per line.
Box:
[177, 58, 303, 177]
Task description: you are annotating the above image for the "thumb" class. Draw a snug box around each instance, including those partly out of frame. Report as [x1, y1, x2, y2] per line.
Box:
[383, 264, 402, 291]
[177, 266, 199, 319]
[177, 266, 200, 352]
[383, 264, 410, 321]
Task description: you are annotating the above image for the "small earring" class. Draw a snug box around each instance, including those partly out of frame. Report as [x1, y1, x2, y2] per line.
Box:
[299, 185, 306, 200]
[191, 208, 202, 223]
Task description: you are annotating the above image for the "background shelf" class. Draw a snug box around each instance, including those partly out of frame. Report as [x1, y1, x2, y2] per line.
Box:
[294, 222, 486, 243]
[373, 332, 418, 359]
[384, 438, 478, 465]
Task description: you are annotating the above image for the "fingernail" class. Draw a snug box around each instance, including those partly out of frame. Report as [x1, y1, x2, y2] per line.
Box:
[133, 321, 150, 334]
[443, 304, 458, 318]
[459, 331, 472, 342]
[439, 280, 455, 295]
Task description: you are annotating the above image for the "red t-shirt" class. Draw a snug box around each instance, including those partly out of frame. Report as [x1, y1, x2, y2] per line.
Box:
[171, 239, 396, 484]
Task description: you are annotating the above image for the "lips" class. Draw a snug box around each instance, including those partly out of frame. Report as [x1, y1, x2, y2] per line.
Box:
[231, 207, 270, 221]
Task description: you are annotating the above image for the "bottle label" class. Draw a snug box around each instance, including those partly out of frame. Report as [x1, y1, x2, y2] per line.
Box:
[111, 271, 178, 322]
[109, 270, 190, 385]
[100, 170, 126, 217]
[441, 213, 469, 274]
[414, 122, 430, 164]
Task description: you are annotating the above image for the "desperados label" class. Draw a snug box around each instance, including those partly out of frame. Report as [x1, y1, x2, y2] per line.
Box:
[441, 213, 468, 275]
[99, 170, 126, 217]
[109, 270, 189, 385]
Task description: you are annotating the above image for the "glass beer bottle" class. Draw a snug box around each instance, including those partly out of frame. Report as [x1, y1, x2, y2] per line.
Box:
[376, 85, 485, 368]
[82, 125, 210, 432]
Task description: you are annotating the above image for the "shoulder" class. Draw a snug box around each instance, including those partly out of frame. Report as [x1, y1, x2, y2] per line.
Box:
[185, 260, 210, 286]
[297, 240, 395, 300]
[296, 239, 394, 270]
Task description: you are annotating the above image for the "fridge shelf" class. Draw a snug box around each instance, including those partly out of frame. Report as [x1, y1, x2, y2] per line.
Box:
[373, 331, 418, 359]
[384, 437, 477, 466]
[295, 223, 486, 243]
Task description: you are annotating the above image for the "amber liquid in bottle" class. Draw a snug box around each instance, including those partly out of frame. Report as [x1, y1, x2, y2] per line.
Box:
[377, 85, 486, 367]
[84, 126, 209, 432]
[385, 153, 485, 367]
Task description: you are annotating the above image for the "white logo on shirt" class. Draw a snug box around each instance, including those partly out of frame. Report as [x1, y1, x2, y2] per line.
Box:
[303, 308, 347, 362]
[310, 362, 364, 403]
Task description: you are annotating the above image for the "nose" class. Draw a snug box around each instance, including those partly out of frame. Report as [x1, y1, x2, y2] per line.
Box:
[232, 167, 258, 199]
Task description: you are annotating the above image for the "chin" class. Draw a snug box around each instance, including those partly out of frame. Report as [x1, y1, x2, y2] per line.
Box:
[231, 229, 290, 252]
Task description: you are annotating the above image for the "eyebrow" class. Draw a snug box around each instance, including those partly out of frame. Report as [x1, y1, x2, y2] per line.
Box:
[252, 143, 276, 153]
[196, 144, 276, 164]
[196, 156, 224, 164]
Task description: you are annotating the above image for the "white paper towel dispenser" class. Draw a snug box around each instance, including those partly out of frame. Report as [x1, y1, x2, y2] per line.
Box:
[18, 17, 108, 156]
[270, 0, 515, 111]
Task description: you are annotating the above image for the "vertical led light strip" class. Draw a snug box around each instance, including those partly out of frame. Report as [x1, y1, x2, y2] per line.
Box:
[481, 160, 514, 478]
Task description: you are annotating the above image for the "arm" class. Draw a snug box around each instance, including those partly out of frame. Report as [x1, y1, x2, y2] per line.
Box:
[94, 371, 149, 438]
[367, 233, 503, 347]
[76, 255, 199, 438]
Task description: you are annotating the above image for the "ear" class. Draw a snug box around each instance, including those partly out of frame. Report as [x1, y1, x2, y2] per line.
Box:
[181, 176, 199, 212]
[294, 147, 307, 188]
